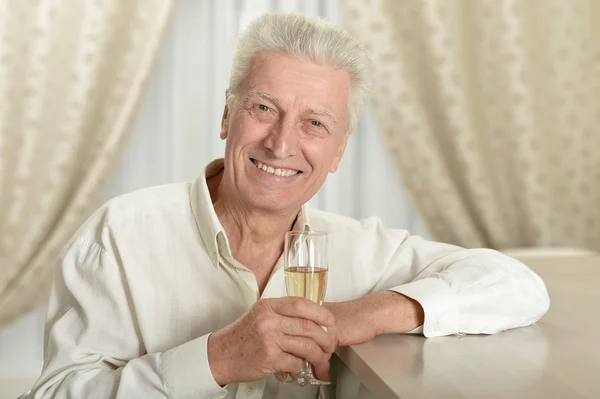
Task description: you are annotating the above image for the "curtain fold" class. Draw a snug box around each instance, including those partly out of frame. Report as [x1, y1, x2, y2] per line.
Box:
[0, 0, 174, 327]
[343, 0, 600, 250]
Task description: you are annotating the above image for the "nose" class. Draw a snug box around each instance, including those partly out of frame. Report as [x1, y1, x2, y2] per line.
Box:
[262, 117, 298, 158]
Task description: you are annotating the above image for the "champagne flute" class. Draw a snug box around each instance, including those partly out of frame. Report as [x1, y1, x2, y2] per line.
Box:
[284, 230, 330, 386]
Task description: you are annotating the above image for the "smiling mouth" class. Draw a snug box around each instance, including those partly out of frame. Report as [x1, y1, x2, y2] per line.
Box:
[250, 158, 301, 177]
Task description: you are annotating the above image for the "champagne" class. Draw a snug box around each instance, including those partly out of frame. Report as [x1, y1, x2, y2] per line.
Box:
[285, 266, 328, 305]
[284, 231, 330, 386]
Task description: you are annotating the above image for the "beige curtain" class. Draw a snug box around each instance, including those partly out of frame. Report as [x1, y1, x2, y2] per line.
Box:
[343, 0, 600, 250]
[0, 0, 174, 327]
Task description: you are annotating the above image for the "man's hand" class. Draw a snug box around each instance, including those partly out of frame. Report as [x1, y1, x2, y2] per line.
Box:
[207, 297, 337, 386]
[323, 291, 425, 347]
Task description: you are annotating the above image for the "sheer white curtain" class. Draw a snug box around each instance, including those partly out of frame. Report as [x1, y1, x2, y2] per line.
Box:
[0, 0, 424, 392]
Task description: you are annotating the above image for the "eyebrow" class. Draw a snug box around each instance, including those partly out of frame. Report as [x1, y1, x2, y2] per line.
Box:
[246, 89, 281, 105]
[246, 89, 338, 124]
[306, 108, 337, 124]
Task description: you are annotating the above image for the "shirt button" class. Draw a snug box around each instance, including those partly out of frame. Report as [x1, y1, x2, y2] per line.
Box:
[433, 322, 441, 332]
[245, 386, 254, 396]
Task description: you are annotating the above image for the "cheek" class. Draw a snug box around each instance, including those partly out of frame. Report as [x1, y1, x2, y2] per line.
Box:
[235, 114, 270, 142]
[304, 142, 341, 173]
[225, 116, 259, 152]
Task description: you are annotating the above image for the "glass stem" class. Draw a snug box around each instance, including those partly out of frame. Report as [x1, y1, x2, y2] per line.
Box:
[300, 360, 313, 376]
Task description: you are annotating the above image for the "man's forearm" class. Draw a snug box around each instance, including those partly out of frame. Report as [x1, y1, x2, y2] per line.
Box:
[324, 291, 425, 346]
[370, 291, 425, 335]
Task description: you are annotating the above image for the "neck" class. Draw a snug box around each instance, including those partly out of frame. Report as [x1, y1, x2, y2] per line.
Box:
[207, 171, 300, 264]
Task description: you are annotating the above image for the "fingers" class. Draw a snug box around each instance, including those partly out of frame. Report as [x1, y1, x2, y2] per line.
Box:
[279, 316, 337, 354]
[274, 354, 330, 382]
[312, 359, 331, 382]
[245, 298, 337, 384]
[275, 352, 304, 376]
[270, 297, 335, 329]
[279, 335, 332, 367]
[274, 372, 289, 382]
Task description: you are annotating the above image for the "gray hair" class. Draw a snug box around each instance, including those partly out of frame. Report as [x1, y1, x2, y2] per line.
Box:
[228, 13, 371, 135]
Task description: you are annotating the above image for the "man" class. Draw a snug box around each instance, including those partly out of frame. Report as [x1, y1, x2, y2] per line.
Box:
[30, 13, 549, 399]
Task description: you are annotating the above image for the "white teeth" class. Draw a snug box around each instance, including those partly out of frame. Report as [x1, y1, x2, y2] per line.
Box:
[253, 160, 299, 177]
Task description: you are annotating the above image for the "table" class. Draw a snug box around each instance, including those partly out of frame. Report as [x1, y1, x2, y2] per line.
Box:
[336, 255, 600, 399]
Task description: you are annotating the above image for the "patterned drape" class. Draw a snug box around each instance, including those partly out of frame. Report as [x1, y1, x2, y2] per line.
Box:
[0, 0, 174, 327]
[344, 0, 600, 250]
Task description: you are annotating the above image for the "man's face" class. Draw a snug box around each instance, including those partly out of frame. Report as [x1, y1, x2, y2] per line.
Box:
[220, 51, 350, 213]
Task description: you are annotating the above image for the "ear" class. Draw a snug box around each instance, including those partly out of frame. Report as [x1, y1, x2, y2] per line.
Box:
[329, 137, 348, 173]
[220, 89, 231, 140]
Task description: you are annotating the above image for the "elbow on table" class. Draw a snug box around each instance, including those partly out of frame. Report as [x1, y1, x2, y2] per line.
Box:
[520, 267, 551, 326]
[532, 280, 550, 322]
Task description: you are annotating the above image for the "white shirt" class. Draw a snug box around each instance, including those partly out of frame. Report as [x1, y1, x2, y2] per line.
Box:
[30, 160, 550, 399]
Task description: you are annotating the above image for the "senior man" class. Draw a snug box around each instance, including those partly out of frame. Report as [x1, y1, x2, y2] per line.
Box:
[30, 13, 549, 399]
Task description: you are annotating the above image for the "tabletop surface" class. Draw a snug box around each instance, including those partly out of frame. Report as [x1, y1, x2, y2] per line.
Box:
[336, 255, 600, 399]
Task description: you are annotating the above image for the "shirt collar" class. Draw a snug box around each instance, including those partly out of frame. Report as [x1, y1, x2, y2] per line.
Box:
[189, 159, 311, 269]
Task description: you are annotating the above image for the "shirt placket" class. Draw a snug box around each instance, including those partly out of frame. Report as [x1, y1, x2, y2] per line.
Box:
[217, 236, 260, 298]
[215, 235, 290, 398]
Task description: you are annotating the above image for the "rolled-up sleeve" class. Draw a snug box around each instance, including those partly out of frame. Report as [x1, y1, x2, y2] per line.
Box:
[385, 235, 550, 337]
[30, 238, 227, 399]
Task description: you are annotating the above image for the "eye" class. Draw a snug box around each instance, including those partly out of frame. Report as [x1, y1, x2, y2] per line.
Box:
[258, 104, 270, 112]
[311, 120, 322, 127]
